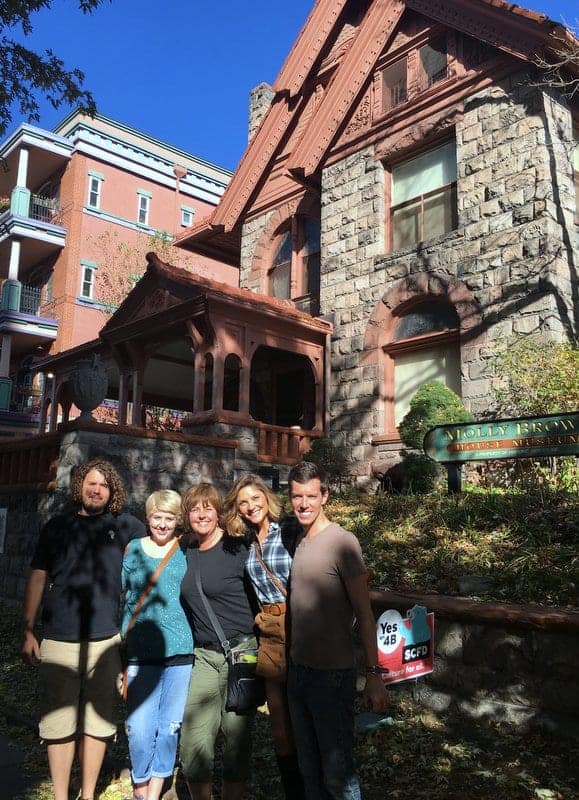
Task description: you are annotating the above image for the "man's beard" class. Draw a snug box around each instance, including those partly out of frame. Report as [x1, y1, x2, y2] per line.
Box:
[82, 497, 108, 515]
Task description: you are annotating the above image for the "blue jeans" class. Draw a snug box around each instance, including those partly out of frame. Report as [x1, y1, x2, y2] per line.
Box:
[125, 662, 193, 785]
[288, 664, 361, 800]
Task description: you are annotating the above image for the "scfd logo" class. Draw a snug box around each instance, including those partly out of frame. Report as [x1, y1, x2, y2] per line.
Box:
[403, 642, 430, 663]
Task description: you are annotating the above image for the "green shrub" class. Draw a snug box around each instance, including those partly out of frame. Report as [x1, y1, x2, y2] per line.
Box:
[306, 436, 350, 486]
[398, 380, 473, 450]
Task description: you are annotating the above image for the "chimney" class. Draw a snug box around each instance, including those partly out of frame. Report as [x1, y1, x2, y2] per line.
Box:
[248, 83, 275, 142]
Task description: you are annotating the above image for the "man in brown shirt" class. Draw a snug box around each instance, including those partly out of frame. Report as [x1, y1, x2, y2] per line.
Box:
[287, 461, 388, 800]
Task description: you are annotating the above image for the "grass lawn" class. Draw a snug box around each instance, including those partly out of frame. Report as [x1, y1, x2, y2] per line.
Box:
[1, 488, 577, 799]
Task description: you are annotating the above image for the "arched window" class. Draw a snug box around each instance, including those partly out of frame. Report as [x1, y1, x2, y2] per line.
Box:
[223, 354, 241, 412]
[384, 300, 461, 428]
[203, 353, 214, 411]
[269, 230, 292, 299]
[268, 216, 320, 314]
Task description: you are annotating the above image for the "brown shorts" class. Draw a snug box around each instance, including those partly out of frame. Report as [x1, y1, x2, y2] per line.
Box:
[38, 635, 122, 741]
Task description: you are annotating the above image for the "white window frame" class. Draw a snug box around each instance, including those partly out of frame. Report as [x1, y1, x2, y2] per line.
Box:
[79, 260, 97, 300]
[137, 192, 150, 226]
[87, 174, 103, 209]
[181, 205, 195, 227]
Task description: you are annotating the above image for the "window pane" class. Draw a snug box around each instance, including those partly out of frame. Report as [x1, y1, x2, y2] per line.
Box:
[271, 262, 291, 299]
[382, 58, 407, 112]
[88, 178, 100, 208]
[394, 343, 460, 426]
[392, 141, 456, 205]
[81, 267, 93, 299]
[393, 302, 459, 341]
[303, 218, 320, 256]
[392, 200, 420, 249]
[272, 231, 292, 266]
[138, 196, 149, 225]
[420, 38, 447, 86]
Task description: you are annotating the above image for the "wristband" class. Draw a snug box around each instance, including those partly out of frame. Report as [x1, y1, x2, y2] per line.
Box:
[366, 665, 388, 675]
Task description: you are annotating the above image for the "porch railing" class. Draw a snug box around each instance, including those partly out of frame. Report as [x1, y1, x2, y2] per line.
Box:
[0, 433, 61, 491]
[257, 424, 323, 465]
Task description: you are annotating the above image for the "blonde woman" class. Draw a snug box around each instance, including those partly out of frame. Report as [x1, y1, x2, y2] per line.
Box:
[121, 490, 193, 800]
[224, 475, 304, 800]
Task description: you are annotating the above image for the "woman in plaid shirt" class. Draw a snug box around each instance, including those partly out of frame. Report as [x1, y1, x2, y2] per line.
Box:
[224, 475, 304, 800]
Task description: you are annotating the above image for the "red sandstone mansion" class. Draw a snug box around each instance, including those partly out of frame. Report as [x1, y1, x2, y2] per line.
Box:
[27, 0, 579, 481]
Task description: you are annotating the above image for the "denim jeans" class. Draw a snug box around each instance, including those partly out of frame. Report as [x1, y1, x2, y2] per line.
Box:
[125, 662, 193, 785]
[288, 663, 361, 800]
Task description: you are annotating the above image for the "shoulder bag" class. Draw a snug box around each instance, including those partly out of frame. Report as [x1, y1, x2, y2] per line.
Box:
[252, 541, 289, 680]
[192, 548, 265, 714]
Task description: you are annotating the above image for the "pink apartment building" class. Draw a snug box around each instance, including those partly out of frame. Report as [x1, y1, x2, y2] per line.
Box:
[0, 111, 233, 436]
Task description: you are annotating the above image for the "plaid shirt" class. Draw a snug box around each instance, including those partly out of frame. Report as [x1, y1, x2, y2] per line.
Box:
[246, 521, 292, 604]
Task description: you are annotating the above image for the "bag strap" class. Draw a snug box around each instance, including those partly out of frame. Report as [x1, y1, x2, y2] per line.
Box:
[125, 536, 181, 637]
[191, 547, 232, 660]
[252, 540, 287, 599]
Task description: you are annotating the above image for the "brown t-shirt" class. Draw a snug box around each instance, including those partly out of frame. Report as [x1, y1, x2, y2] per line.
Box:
[289, 523, 367, 669]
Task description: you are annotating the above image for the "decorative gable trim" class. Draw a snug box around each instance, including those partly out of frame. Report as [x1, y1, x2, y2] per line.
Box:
[273, 0, 349, 97]
[287, 0, 405, 179]
[406, 0, 552, 61]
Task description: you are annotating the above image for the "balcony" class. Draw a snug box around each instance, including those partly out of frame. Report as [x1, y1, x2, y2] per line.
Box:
[0, 193, 66, 280]
[29, 193, 60, 225]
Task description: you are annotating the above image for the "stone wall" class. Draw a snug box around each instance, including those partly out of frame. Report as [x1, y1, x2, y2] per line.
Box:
[319, 71, 577, 477]
[370, 591, 579, 735]
[0, 426, 238, 602]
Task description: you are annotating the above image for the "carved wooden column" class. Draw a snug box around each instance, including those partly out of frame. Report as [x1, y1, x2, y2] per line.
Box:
[239, 358, 251, 416]
[117, 372, 128, 426]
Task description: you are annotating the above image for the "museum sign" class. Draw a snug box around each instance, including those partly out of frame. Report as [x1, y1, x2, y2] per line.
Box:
[424, 411, 579, 463]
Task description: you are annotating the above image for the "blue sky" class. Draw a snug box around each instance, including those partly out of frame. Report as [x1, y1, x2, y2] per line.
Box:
[6, 0, 578, 171]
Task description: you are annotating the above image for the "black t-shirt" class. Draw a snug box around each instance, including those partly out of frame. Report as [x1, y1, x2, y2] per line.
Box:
[180, 537, 257, 646]
[31, 511, 146, 641]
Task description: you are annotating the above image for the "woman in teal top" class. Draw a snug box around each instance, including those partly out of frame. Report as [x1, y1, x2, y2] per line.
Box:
[121, 490, 193, 800]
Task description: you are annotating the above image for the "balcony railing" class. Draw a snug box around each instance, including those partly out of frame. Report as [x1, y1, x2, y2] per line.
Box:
[19, 284, 42, 315]
[29, 194, 59, 224]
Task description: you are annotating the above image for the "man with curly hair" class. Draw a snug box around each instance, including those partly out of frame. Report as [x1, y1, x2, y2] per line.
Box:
[22, 458, 146, 800]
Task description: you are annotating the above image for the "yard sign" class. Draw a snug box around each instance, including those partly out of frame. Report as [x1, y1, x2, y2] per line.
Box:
[376, 604, 434, 685]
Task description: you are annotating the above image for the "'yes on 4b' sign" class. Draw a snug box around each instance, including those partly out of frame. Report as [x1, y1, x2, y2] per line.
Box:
[376, 605, 434, 685]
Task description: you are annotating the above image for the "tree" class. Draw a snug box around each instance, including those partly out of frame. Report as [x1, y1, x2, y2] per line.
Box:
[88, 229, 210, 315]
[533, 23, 579, 98]
[89, 229, 176, 314]
[493, 336, 579, 417]
[0, 1, 106, 137]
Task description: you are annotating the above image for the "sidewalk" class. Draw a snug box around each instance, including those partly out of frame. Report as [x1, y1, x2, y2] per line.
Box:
[0, 732, 40, 799]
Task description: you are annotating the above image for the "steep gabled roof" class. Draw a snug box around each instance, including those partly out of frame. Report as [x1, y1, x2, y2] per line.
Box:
[102, 252, 332, 337]
[178, 0, 576, 250]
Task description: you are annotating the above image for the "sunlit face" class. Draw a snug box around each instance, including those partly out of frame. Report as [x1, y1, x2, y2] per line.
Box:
[289, 478, 328, 533]
[79, 469, 111, 516]
[147, 509, 178, 546]
[236, 485, 270, 529]
[188, 501, 220, 541]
